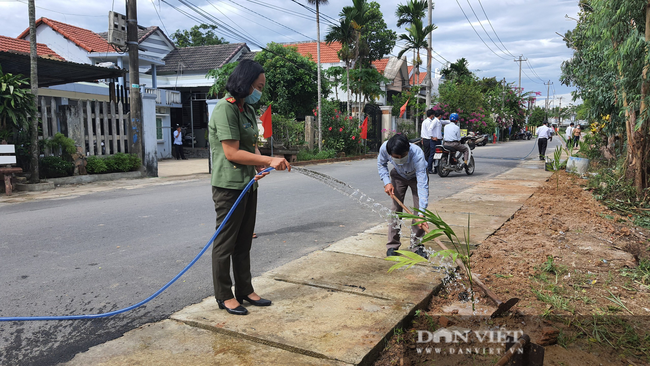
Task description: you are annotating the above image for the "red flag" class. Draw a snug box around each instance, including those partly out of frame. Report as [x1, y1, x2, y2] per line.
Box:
[261, 105, 272, 139]
[360, 116, 368, 140]
[399, 98, 410, 118]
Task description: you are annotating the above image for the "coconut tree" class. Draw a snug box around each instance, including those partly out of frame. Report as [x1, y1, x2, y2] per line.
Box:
[395, 0, 427, 86]
[306, 0, 329, 151]
[398, 18, 436, 130]
[326, 17, 355, 116]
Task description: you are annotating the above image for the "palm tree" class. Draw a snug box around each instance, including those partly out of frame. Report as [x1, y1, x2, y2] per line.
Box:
[396, 0, 426, 85]
[307, 0, 328, 151]
[340, 0, 374, 120]
[398, 18, 436, 130]
[395, 0, 426, 28]
[326, 17, 355, 116]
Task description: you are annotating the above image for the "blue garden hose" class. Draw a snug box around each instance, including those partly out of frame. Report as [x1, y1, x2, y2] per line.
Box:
[0, 167, 275, 322]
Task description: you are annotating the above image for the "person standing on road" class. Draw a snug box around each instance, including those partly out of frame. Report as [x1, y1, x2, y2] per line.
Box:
[420, 109, 434, 174]
[173, 125, 187, 160]
[565, 122, 574, 149]
[430, 110, 443, 174]
[378, 134, 430, 259]
[209, 59, 291, 316]
[536, 121, 552, 160]
[572, 124, 582, 148]
[442, 113, 470, 167]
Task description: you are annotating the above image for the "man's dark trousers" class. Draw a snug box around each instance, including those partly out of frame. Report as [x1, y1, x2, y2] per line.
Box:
[174, 143, 186, 160]
[427, 139, 440, 172]
[538, 137, 548, 160]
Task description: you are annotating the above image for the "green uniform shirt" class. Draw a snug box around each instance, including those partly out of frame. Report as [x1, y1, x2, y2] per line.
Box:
[209, 95, 259, 190]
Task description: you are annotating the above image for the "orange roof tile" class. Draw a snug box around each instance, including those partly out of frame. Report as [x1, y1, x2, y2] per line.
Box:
[17, 17, 113, 53]
[371, 58, 389, 73]
[283, 41, 343, 64]
[408, 66, 427, 85]
[0, 35, 64, 60]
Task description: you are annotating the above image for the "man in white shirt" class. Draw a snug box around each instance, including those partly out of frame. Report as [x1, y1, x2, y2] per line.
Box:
[565, 122, 574, 149]
[442, 113, 469, 166]
[536, 121, 552, 160]
[430, 110, 443, 174]
[420, 110, 433, 173]
[173, 125, 187, 160]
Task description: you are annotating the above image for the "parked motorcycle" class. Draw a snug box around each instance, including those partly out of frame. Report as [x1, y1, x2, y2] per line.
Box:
[467, 131, 489, 146]
[434, 137, 475, 177]
[515, 130, 532, 140]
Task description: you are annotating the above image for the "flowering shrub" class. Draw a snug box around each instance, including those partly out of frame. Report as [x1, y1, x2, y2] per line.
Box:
[432, 103, 495, 134]
[318, 101, 361, 155]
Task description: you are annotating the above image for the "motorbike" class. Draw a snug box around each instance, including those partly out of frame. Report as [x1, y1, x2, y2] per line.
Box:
[467, 131, 489, 146]
[434, 136, 476, 177]
[515, 130, 532, 140]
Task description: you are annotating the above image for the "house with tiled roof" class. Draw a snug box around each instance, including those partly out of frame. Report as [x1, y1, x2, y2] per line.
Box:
[283, 41, 412, 107]
[407, 65, 441, 97]
[0, 35, 64, 60]
[15, 17, 184, 160]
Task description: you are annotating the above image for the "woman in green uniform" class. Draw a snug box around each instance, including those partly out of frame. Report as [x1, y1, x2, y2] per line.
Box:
[209, 60, 291, 315]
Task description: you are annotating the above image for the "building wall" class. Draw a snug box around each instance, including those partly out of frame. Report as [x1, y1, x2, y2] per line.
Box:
[33, 25, 90, 64]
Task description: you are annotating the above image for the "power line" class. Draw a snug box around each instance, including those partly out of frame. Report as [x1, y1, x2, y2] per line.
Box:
[224, 0, 313, 42]
[475, 0, 516, 58]
[464, 0, 508, 57]
[454, 0, 509, 60]
[206, 0, 261, 46]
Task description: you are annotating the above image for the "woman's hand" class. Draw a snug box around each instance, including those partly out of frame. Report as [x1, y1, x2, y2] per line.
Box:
[269, 157, 291, 172]
[254, 157, 291, 181]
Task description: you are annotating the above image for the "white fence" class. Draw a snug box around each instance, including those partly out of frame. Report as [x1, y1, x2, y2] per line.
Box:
[37, 96, 130, 156]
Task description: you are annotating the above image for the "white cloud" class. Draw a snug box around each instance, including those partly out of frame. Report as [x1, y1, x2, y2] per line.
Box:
[0, 0, 580, 101]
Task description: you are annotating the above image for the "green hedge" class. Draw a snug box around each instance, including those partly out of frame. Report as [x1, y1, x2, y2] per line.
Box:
[86, 153, 141, 174]
[40, 156, 74, 178]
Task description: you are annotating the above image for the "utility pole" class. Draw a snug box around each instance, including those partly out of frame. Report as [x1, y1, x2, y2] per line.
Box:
[514, 55, 527, 96]
[426, 0, 432, 109]
[315, 1, 323, 152]
[544, 80, 552, 121]
[127, 0, 143, 161]
[558, 96, 563, 126]
[28, 0, 39, 184]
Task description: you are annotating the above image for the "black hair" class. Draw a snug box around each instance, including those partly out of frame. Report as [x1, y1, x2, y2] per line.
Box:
[543, 120, 548, 125]
[570, 122, 574, 126]
[434, 109, 443, 117]
[225, 60, 265, 99]
[386, 134, 409, 156]
[426, 109, 435, 117]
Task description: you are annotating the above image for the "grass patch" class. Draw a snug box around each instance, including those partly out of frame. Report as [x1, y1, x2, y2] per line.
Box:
[621, 259, 650, 289]
[532, 288, 574, 313]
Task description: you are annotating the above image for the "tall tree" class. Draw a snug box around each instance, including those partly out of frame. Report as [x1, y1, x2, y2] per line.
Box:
[397, 18, 436, 87]
[326, 17, 355, 115]
[395, 0, 427, 27]
[561, 0, 650, 197]
[171, 24, 228, 47]
[307, 0, 329, 151]
[255, 43, 329, 119]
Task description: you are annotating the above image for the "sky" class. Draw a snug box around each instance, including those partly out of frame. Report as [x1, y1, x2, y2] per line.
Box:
[0, 0, 580, 109]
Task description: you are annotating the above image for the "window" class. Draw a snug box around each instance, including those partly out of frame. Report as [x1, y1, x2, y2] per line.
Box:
[156, 117, 163, 140]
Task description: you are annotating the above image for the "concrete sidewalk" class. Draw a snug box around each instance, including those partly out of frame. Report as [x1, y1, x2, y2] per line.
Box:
[61, 158, 553, 366]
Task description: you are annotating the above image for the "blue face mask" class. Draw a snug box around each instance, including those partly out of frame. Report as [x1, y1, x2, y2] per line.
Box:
[244, 88, 262, 104]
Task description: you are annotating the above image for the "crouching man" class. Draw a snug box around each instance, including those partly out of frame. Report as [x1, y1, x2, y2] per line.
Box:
[378, 134, 430, 258]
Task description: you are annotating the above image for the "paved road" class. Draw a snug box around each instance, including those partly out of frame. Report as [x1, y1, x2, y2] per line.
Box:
[0, 138, 559, 366]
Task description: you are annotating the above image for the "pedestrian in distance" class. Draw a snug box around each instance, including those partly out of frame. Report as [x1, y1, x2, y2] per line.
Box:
[420, 109, 434, 174]
[442, 113, 470, 167]
[572, 124, 582, 149]
[378, 134, 430, 259]
[208, 59, 291, 316]
[173, 125, 187, 160]
[430, 110, 443, 174]
[536, 121, 553, 160]
[565, 122, 574, 150]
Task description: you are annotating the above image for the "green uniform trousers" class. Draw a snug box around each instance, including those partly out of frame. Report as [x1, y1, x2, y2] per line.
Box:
[211, 186, 257, 301]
